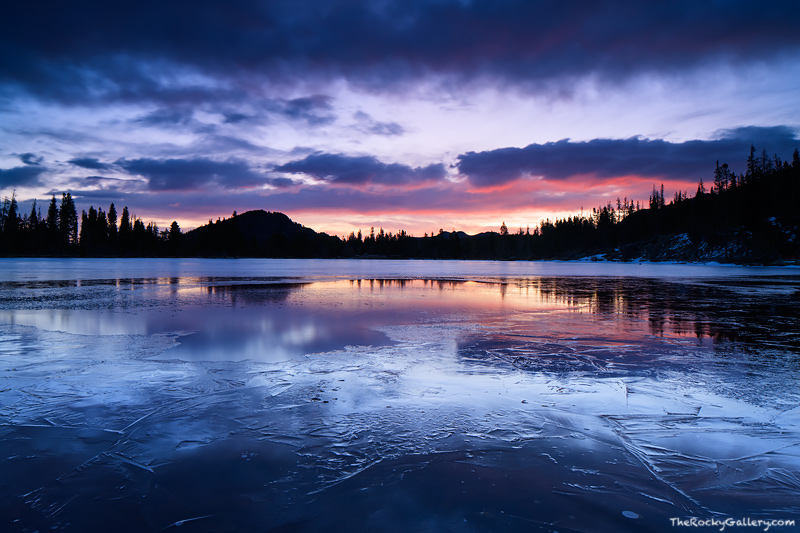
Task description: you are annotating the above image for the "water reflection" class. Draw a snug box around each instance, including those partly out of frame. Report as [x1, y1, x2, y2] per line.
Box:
[526, 276, 800, 349]
[2, 271, 799, 530]
[1, 276, 798, 364]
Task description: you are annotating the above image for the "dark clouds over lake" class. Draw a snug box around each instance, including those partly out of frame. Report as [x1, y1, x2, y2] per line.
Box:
[2, 1, 799, 234]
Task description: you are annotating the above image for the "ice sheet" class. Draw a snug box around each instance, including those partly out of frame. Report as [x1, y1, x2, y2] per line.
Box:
[1, 261, 799, 532]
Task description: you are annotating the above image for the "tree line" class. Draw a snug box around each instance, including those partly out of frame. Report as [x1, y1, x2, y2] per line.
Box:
[0, 193, 181, 256]
[332, 145, 799, 262]
[2, 145, 799, 263]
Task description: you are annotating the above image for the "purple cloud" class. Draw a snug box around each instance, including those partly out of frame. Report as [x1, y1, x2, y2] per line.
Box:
[274, 153, 446, 186]
[68, 157, 113, 171]
[457, 126, 800, 187]
[3, 1, 798, 104]
[19, 153, 43, 165]
[133, 107, 196, 127]
[0, 165, 47, 187]
[116, 157, 265, 191]
[353, 111, 404, 136]
[275, 95, 336, 126]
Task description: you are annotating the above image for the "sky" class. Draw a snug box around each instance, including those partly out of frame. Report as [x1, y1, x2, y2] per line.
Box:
[2, 1, 800, 237]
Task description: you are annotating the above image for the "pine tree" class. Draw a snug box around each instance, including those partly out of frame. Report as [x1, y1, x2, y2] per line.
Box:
[761, 149, 772, 175]
[713, 161, 721, 193]
[746, 144, 758, 182]
[650, 184, 665, 209]
[97, 207, 108, 247]
[58, 192, 78, 247]
[46, 196, 58, 231]
[27, 200, 39, 232]
[80, 209, 90, 248]
[107, 203, 118, 239]
[119, 206, 132, 253]
[42, 196, 58, 250]
[4, 193, 20, 246]
[168, 221, 181, 243]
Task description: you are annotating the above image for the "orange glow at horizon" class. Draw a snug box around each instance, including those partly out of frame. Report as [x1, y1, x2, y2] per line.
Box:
[136, 173, 703, 238]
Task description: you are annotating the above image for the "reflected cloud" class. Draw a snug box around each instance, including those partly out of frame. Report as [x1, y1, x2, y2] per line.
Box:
[1, 275, 798, 367]
[1, 268, 799, 529]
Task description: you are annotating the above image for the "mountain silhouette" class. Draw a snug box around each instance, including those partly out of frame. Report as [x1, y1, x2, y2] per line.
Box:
[181, 210, 339, 257]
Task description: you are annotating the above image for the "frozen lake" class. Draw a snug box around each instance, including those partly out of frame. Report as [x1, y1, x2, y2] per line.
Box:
[1, 258, 799, 532]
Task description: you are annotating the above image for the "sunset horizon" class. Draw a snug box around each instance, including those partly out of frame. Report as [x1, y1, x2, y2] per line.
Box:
[2, 1, 799, 237]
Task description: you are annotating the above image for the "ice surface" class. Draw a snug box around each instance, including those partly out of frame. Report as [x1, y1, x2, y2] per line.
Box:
[2, 256, 799, 283]
[1, 259, 799, 532]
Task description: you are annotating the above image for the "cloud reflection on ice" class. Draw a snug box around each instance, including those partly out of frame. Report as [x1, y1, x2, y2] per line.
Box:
[0, 265, 799, 531]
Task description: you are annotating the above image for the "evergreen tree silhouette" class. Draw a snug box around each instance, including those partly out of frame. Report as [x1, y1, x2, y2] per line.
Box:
[2, 193, 20, 252]
[58, 193, 78, 249]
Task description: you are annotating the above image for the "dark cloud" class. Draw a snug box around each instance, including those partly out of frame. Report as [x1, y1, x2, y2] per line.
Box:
[132, 98, 333, 131]
[367, 122, 403, 136]
[3, 1, 798, 103]
[0, 165, 47, 187]
[62, 176, 146, 202]
[712, 125, 800, 147]
[274, 153, 446, 186]
[19, 152, 43, 165]
[266, 177, 301, 189]
[223, 112, 250, 124]
[134, 107, 196, 127]
[353, 111, 404, 136]
[289, 146, 316, 156]
[57, 188, 137, 203]
[190, 134, 268, 154]
[82, 175, 121, 183]
[275, 95, 336, 126]
[68, 157, 113, 170]
[116, 157, 265, 191]
[456, 126, 800, 187]
[80, 175, 144, 187]
[255, 183, 474, 213]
